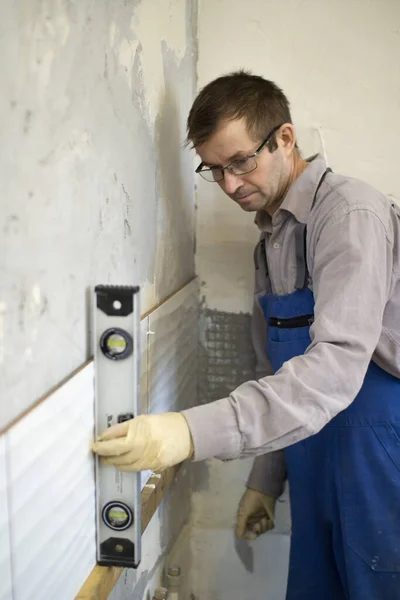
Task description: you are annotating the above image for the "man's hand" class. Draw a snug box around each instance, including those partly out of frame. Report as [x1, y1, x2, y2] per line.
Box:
[91, 412, 194, 472]
[235, 488, 276, 541]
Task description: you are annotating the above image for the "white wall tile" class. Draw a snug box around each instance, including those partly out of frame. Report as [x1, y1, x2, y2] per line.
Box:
[140, 316, 149, 415]
[140, 315, 152, 487]
[148, 280, 198, 414]
[7, 364, 96, 600]
[2, 287, 196, 600]
[0, 436, 12, 600]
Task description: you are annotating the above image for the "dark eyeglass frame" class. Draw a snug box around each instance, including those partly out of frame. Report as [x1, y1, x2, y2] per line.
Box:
[195, 123, 284, 182]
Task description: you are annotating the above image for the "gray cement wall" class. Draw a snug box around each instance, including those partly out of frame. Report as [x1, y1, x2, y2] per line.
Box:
[0, 0, 198, 431]
[0, 2, 198, 598]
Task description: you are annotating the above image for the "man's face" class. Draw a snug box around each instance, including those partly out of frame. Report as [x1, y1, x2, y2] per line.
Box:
[196, 118, 291, 213]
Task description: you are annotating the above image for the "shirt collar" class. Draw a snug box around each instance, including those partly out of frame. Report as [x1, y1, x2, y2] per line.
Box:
[255, 153, 328, 231]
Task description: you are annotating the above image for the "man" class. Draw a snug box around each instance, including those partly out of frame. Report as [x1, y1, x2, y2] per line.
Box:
[92, 71, 400, 599]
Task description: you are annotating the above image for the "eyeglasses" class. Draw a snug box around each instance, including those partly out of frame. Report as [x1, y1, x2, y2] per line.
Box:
[195, 123, 283, 183]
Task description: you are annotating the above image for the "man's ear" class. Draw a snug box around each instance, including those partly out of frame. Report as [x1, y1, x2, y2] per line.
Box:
[278, 123, 296, 157]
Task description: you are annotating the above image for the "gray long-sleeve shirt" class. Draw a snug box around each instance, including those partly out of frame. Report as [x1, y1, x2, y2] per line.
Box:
[183, 154, 400, 496]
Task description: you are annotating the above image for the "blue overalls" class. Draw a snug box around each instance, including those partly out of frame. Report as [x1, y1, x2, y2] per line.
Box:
[258, 170, 400, 599]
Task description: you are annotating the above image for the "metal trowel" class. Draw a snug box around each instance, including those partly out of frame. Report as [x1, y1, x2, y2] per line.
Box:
[234, 532, 254, 573]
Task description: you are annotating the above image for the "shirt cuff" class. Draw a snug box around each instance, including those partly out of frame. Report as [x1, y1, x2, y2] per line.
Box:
[182, 398, 241, 462]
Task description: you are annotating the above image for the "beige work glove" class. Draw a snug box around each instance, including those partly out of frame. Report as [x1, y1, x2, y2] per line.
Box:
[235, 488, 276, 541]
[91, 413, 194, 472]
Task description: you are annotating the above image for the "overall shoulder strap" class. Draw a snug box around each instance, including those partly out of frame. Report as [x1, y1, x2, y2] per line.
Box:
[295, 168, 332, 290]
[294, 223, 308, 289]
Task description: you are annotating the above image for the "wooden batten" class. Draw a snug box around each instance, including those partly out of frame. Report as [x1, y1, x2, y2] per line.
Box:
[75, 465, 181, 600]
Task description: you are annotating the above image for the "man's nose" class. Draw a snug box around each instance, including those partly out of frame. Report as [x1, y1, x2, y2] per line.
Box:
[222, 170, 243, 195]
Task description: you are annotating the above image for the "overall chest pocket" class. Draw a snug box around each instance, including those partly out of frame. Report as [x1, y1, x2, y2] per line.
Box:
[266, 314, 313, 372]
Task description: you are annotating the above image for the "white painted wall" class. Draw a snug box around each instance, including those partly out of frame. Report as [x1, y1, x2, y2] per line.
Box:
[193, 0, 400, 598]
[0, 0, 197, 431]
[196, 0, 400, 314]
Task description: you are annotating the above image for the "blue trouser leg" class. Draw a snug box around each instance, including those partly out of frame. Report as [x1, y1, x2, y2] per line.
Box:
[285, 431, 347, 600]
[338, 421, 400, 599]
[284, 364, 400, 600]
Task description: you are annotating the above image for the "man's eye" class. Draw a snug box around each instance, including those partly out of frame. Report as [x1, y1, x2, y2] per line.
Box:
[234, 158, 250, 166]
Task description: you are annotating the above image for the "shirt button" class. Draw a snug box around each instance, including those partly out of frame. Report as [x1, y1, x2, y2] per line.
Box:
[273, 242, 280, 249]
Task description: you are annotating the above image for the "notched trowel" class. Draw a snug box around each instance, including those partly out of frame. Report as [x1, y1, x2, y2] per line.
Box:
[234, 532, 254, 573]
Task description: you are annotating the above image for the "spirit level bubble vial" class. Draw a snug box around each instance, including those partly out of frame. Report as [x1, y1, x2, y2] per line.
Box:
[93, 285, 141, 568]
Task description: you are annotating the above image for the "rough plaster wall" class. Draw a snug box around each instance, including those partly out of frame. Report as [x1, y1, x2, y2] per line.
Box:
[0, 1, 198, 598]
[192, 0, 400, 598]
[194, 310, 291, 598]
[189, 459, 291, 600]
[193, 309, 291, 598]
[0, 0, 197, 430]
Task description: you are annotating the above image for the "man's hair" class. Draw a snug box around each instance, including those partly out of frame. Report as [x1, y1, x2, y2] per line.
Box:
[186, 70, 293, 151]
